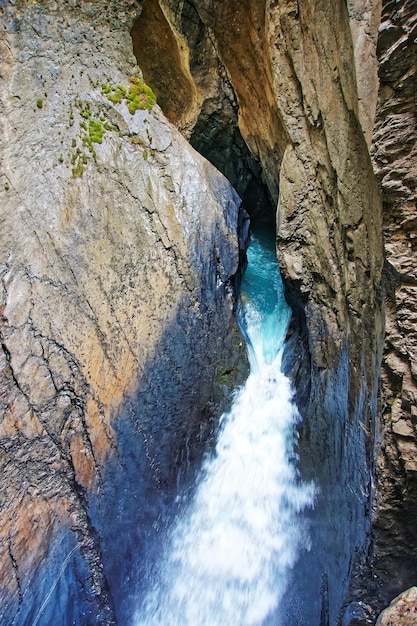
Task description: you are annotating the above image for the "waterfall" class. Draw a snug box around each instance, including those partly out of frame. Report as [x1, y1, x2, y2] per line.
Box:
[134, 225, 315, 626]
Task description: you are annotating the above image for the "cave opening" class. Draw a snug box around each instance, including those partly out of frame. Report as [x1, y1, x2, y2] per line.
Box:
[130, 0, 277, 226]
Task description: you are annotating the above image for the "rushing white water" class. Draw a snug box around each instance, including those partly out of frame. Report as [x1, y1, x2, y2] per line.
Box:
[134, 225, 315, 626]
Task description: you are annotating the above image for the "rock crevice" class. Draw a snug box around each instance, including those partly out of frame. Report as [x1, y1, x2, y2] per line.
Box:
[132, 1, 385, 622]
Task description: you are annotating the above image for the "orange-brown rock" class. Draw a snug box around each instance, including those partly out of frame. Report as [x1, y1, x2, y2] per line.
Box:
[0, 1, 246, 622]
[132, 0, 286, 217]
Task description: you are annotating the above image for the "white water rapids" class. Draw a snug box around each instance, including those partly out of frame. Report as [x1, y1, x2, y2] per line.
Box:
[134, 225, 315, 626]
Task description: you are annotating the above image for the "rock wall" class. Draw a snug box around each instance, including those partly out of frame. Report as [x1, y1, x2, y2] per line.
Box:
[366, 0, 417, 618]
[375, 0, 417, 485]
[0, 2, 247, 623]
[268, 2, 385, 622]
[131, 0, 284, 220]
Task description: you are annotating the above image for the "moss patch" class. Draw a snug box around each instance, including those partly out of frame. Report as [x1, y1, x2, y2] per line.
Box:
[66, 71, 156, 177]
[72, 164, 84, 178]
[88, 119, 104, 144]
[101, 73, 156, 115]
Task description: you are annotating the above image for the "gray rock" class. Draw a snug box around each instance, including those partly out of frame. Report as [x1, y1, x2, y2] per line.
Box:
[0, 3, 247, 623]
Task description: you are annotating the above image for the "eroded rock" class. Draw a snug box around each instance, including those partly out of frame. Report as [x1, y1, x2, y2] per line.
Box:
[363, 0, 417, 617]
[0, 2, 247, 622]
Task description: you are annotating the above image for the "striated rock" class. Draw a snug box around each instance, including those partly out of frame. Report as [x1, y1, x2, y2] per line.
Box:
[0, 1, 247, 622]
[347, 0, 382, 147]
[267, 2, 384, 621]
[341, 0, 417, 621]
[360, 0, 417, 617]
[374, 0, 417, 478]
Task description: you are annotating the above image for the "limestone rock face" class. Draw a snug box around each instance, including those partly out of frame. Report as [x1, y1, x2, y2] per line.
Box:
[348, 0, 383, 147]
[364, 0, 417, 615]
[375, 0, 417, 478]
[0, 2, 246, 623]
[267, 2, 384, 621]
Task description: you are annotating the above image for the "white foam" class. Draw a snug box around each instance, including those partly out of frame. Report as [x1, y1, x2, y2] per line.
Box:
[134, 230, 315, 626]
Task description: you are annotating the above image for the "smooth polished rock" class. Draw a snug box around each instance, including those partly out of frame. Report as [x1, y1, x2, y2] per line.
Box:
[0, 2, 247, 622]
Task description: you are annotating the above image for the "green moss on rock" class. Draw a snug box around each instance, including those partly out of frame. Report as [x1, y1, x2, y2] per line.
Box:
[101, 73, 156, 115]
[88, 119, 104, 144]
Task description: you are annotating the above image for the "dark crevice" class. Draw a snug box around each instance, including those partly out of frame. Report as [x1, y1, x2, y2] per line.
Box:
[130, 0, 276, 222]
[189, 120, 275, 222]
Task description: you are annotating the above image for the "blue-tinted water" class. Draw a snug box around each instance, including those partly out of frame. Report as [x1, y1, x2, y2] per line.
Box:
[134, 223, 315, 626]
[239, 224, 293, 367]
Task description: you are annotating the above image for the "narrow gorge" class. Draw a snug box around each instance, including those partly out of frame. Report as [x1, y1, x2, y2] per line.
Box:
[0, 0, 415, 625]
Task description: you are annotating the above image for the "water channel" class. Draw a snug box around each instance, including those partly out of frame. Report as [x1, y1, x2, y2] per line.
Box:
[134, 224, 315, 625]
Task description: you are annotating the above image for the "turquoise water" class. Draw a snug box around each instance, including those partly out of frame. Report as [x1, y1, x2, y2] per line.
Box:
[238, 224, 292, 367]
[134, 223, 315, 626]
